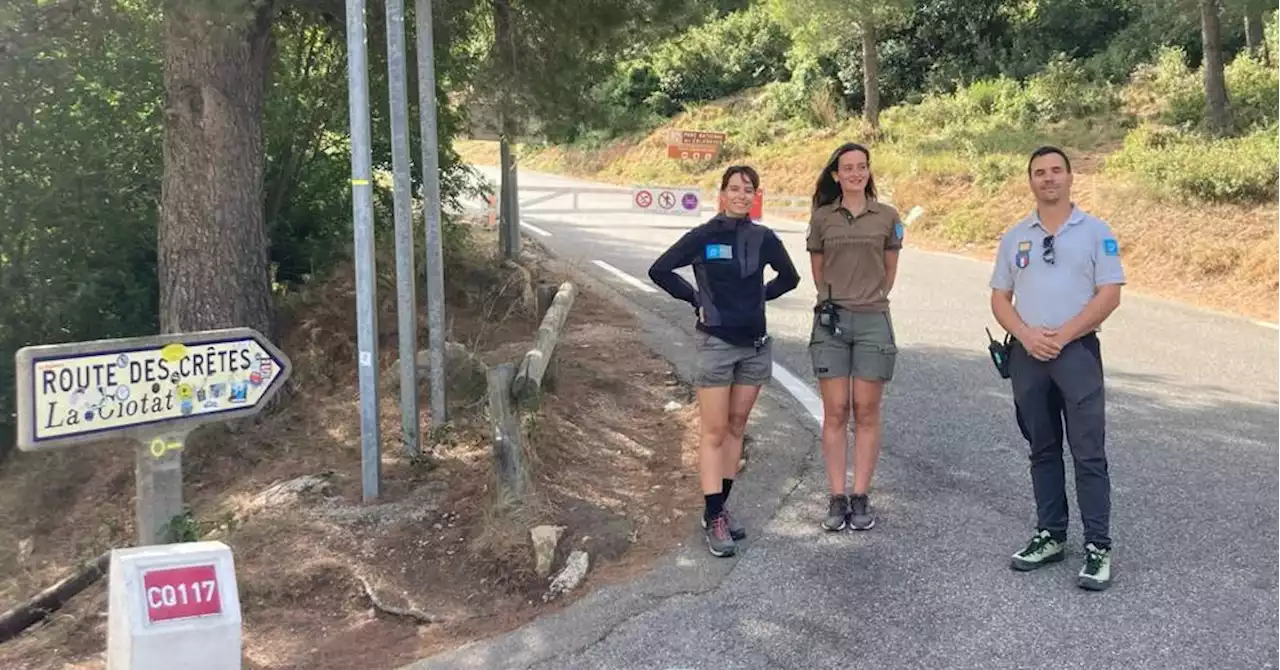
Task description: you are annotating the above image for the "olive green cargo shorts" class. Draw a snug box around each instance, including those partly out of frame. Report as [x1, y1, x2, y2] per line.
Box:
[808, 308, 898, 382]
[694, 332, 772, 388]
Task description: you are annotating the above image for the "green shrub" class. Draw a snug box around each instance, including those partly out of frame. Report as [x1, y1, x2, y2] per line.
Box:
[1108, 123, 1279, 202]
[762, 57, 842, 127]
[1132, 45, 1280, 134]
[629, 6, 791, 111]
[1023, 55, 1118, 122]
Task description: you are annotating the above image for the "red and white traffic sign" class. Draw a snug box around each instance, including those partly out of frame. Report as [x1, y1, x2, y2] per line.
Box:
[632, 185, 704, 217]
[109, 541, 241, 670]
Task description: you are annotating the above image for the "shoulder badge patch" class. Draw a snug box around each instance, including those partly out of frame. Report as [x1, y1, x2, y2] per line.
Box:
[894, 221, 905, 240]
[1103, 238, 1120, 256]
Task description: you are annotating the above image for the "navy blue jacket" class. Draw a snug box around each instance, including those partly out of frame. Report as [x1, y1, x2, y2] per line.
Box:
[648, 214, 800, 347]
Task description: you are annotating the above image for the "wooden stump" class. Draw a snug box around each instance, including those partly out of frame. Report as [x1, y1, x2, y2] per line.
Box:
[486, 362, 529, 500]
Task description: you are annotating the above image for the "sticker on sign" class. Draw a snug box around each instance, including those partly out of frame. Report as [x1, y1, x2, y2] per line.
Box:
[631, 185, 704, 217]
[14, 327, 292, 451]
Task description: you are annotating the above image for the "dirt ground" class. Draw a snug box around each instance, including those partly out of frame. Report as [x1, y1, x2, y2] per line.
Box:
[0, 227, 703, 670]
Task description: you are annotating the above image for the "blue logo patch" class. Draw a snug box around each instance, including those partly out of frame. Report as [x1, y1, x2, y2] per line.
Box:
[1103, 238, 1119, 256]
[894, 222, 905, 240]
[704, 243, 733, 260]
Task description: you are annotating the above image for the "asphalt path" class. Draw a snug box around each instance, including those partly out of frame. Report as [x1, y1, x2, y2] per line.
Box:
[409, 166, 1279, 670]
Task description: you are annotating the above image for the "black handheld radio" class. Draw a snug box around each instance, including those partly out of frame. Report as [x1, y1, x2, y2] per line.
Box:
[986, 327, 1013, 379]
[816, 285, 842, 337]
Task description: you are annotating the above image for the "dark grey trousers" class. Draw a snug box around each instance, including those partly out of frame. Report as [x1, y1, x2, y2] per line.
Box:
[1010, 334, 1111, 549]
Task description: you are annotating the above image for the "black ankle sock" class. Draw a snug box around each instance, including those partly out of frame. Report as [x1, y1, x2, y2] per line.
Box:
[722, 478, 734, 499]
[704, 492, 726, 521]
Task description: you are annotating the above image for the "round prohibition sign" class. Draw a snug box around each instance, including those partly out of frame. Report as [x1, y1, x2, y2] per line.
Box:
[657, 191, 676, 210]
[634, 190, 653, 208]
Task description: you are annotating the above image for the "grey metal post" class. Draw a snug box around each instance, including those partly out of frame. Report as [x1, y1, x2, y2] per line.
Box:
[415, 0, 448, 426]
[499, 137, 513, 258]
[345, 0, 381, 501]
[508, 145, 521, 256]
[386, 0, 420, 458]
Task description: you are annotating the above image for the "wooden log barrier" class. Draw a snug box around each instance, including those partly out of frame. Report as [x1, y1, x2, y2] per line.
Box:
[512, 281, 577, 408]
[0, 550, 110, 643]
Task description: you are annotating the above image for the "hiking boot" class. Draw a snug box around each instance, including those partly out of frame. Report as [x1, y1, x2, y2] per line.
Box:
[1010, 529, 1066, 571]
[848, 493, 875, 530]
[822, 494, 850, 531]
[1077, 543, 1112, 591]
[703, 512, 736, 557]
[701, 507, 746, 540]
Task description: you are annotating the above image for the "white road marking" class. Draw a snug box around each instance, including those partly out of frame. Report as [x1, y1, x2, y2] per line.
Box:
[520, 221, 552, 237]
[592, 260, 657, 293]
[771, 363, 822, 424]
[1253, 320, 1279, 330]
[591, 260, 830, 425]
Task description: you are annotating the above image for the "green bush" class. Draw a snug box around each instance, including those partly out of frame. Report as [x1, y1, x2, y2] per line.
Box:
[1023, 55, 1118, 122]
[1132, 45, 1280, 134]
[615, 6, 791, 113]
[1108, 123, 1279, 202]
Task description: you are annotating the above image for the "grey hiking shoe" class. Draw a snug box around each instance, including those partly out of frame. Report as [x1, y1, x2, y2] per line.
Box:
[822, 494, 850, 531]
[1010, 529, 1066, 571]
[1077, 543, 1112, 591]
[703, 512, 736, 557]
[701, 507, 746, 540]
[848, 494, 875, 530]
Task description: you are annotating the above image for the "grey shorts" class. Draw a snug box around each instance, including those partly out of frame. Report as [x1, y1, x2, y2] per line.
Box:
[694, 332, 772, 388]
[808, 308, 898, 381]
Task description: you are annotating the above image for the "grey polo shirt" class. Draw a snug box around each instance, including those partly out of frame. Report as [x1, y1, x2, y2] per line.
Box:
[990, 205, 1126, 331]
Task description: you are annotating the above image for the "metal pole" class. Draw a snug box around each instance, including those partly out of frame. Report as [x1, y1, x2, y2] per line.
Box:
[386, 0, 420, 458]
[345, 0, 381, 501]
[499, 136, 512, 258]
[415, 0, 448, 425]
[509, 145, 521, 257]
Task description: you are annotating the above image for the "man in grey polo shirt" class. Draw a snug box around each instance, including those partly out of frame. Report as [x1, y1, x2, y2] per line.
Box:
[989, 146, 1125, 591]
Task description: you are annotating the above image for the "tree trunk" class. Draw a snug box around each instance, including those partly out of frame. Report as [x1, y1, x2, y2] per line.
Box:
[1199, 0, 1231, 136]
[1244, 9, 1267, 64]
[861, 21, 880, 130]
[160, 1, 276, 339]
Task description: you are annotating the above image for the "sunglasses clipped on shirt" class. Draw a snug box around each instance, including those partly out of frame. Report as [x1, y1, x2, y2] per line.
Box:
[1042, 235, 1055, 265]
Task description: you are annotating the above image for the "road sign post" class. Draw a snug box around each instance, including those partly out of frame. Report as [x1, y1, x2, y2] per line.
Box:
[415, 0, 449, 427]
[385, 0, 421, 458]
[14, 328, 292, 545]
[107, 540, 242, 669]
[345, 0, 383, 502]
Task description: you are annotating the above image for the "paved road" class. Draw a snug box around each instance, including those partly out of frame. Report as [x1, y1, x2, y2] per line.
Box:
[413, 167, 1279, 670]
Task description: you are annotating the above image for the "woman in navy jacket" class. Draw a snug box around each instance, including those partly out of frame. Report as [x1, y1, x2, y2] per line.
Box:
[648, 165, 799, 557]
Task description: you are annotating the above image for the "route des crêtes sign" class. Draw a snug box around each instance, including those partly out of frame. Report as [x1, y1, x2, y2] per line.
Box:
[15, 328, 291, 450]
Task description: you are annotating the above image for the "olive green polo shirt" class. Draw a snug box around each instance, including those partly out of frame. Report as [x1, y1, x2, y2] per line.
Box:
[806, 199, 904, 312]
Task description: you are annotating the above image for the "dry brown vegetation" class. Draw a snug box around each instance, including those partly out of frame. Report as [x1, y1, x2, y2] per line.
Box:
[459, 89, 1278, 322]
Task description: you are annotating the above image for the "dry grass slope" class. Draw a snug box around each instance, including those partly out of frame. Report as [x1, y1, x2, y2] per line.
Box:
[459, 88, 1278, 322]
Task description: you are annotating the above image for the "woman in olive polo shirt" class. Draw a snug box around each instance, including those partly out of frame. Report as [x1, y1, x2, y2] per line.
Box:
[805, 142, 904, 532]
